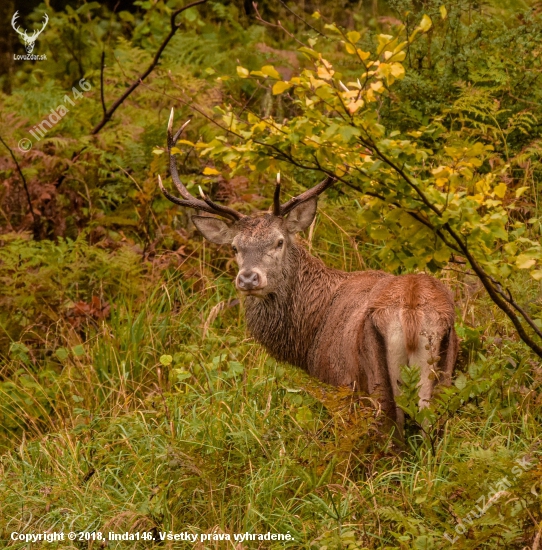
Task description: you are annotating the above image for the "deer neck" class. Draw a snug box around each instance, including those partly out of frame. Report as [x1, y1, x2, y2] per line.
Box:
[244, 242, 349, 369]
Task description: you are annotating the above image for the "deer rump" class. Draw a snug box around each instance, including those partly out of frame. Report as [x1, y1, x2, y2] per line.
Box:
[247, 267, 457, 429]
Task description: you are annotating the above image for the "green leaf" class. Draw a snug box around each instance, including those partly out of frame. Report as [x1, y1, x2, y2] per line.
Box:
[55, 347, 69, 361]
[455, 373, 467, 390]
[160, 354, 173, 366]
[295, 406, 313, 426]
[298, 46, 319, 59]
[434, 247, 451, 263]
[173, 369, 191, 382]
[72, 345, 85, 357]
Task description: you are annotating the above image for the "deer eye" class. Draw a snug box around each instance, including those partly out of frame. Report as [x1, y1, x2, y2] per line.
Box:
[277, 239, 284, 249]
[232, 245, 238, 253]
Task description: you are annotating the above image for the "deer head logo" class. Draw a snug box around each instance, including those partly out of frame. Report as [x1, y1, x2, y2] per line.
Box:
[11, 11, 49, 54]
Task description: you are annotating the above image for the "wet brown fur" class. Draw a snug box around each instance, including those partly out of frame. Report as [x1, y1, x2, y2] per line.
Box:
[195, 211, 458, 430]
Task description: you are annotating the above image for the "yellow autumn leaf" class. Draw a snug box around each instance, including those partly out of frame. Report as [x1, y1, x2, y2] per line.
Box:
[317, 66, 334, 80]
[203, 167, 220, 175]
[531, 271, 542, 281]
[432, 165, 449, 176]
[376, 62, 390, 79]
[391, 51, 406, 62]
[357, 49, 371, 61]
[418, 14, 432, 32]
[516, 186, 529, 198]
[261, 65, 281, 79]
[516, 255, 536, 269]
[390, 63, 405, 79]
[335, 165, 347, 177]
[321, 57, 333, 69]
[493, 182, 507, 198]
[376, 34, 394, 54]
[272, 81, 292, 95]
[348, 99, 365, 114]
[236, 66, 249, 78]
[345, 42, 356, 54]
[346, 30, 361, 44]
[440, 5, 448, 19]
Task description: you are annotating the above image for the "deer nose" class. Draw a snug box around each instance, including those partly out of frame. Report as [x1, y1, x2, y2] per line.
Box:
[237, 270, 261, 290]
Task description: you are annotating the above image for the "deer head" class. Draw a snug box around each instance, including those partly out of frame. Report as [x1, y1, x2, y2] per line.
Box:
[12, 11, 49, 54]
[158, 109, 334, 297]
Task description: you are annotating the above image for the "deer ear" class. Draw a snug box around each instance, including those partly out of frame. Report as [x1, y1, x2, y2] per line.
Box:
[192, 216, 236, 244]
[285, 197, 317, 233]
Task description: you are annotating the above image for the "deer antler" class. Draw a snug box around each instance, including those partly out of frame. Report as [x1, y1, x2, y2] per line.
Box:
[11, 12, 28, 38]
[158, 109, 245, 222]
[30, 13, 49, 40]
[11, 11, 48, 39]
[277, 175, 336, 216]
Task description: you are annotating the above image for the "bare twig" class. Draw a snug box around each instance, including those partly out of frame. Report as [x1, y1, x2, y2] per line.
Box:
[99, 50, 107, 116]
[276, 0, 327, 38]
[90, 0, 209, 135]
[0, 135, 39, 236]
[252, 2, 307, 48]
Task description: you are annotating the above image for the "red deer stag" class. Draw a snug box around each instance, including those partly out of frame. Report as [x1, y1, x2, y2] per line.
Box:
[158, 110, 458, 432]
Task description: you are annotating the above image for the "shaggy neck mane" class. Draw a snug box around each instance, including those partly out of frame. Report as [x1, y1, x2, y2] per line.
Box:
[244, 242, 349, 369]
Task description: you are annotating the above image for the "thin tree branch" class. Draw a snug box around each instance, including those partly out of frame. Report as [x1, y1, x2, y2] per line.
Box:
[100, 50, 107, 117]
[252, 2, 307, 48]
[0, 135, 39, 236]
[90, 0, 209, 135]
[491, 279, 542, 340]
[442, 222, 542, 357]
[276, 0, 327, 38]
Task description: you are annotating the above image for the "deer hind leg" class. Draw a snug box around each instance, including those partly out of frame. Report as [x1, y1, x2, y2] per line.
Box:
[361, 317, 402, 438]
[382, 319, 409, 430]
[409, 325, 459, 410]
[404, 329, 440, 410]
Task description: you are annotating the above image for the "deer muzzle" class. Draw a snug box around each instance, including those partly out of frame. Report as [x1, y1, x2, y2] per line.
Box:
[236, 269, 266, 293]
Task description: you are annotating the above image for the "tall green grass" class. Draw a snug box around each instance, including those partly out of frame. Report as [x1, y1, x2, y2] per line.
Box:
[1, 232, 542, 548]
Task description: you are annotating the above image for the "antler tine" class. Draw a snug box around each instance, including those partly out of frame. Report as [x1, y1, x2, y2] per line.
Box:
[198, 185, 246, 221]
[273, 173, 282, 216]
[34, 13, 49, 37]
[280, 176, 336, 216]
[11, 12, 27, 37]
[158, 175, 238, 220]
[161, 108, 245, 221]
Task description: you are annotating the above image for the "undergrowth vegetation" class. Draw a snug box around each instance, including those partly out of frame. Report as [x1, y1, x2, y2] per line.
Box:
[1, 0, 542, 548]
